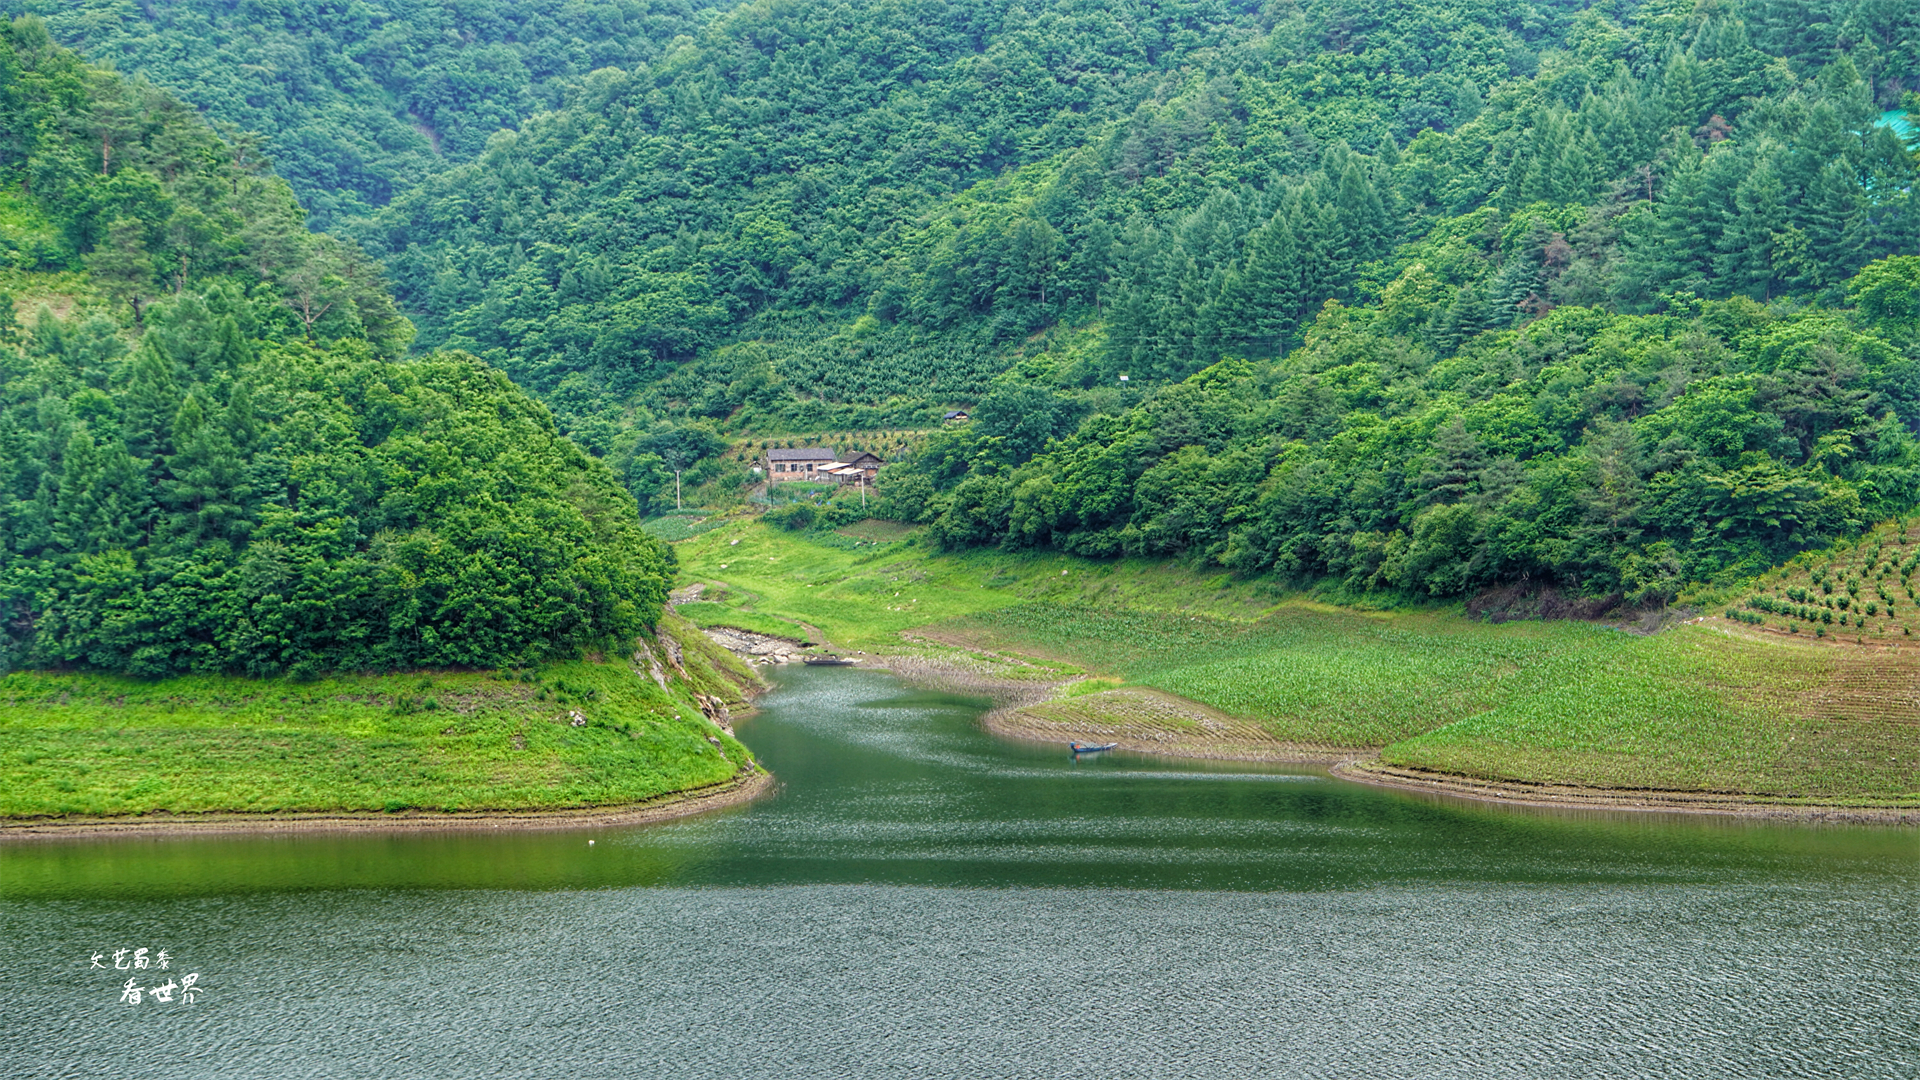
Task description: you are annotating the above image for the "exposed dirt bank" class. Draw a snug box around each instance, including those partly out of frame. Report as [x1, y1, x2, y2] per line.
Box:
[987, 686, 1368, 764]
[1334, 760, 1919, 824]
[0, 768, 774, 840]
[698, 625, 817, 664]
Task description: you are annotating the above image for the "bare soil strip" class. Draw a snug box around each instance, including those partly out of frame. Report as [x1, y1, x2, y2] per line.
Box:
[1334, 760, 1919, 824]
[987, 686, 1368, 764]
[0, 768, 774, 840]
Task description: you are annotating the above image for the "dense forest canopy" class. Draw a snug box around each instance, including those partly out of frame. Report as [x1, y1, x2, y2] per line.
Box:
[4, 0, 734, 227]
[0, 20, 671, 676]
[891, 258, 1920, 598]
[350, 0, 1916, 412]
[10, 0, 1920, 609]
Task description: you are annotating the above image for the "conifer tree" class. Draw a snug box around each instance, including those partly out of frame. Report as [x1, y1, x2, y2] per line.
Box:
[1717, 155, 1791, 300]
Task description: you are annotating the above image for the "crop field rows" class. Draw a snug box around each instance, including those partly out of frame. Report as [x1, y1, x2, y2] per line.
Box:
[730, 429, 935, 461]
[667, 523, 1917, 802]
[1728, 520, 1920, 642]
[932, 602, 1621, 748]
[944, 602, 1918, 801]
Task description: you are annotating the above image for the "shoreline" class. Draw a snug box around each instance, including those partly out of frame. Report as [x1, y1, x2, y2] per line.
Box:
[981, 689, 1368, 765]
[708, 628, 1920, 824]
[878, 648, 1919, 823]
[1331, 760, 1920, 824]
[0, 767, 774, 841]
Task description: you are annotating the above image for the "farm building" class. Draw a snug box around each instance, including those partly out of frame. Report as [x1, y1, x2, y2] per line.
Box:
[819, 451, 885, 485]
[943, 410, 970, 422]
[764, 447, 838, 482]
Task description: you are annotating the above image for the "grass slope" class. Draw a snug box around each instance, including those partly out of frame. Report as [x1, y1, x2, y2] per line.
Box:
[1385, 624, 1918, 801]
[672, 517, 1284, 651]
[680, 521, 1919, 805]
[0, 616, 760, 819]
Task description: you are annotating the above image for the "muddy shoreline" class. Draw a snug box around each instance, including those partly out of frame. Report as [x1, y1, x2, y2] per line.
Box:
[1331, 761, 1919, 824]
[0, 768, 774, 841]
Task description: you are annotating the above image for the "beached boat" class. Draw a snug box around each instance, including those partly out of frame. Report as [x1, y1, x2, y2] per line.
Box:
[1071, 742, 1118, 754]
[802, 654, 857, 666]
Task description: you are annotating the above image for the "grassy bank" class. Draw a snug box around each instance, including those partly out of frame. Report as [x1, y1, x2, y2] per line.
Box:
[948, 604, 1917, 804]
[677, 522, 1919, 807]
[1, 616, 762, 820]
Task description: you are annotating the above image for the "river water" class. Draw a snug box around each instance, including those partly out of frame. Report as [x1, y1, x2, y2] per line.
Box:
[3, 666, 1915, 1078]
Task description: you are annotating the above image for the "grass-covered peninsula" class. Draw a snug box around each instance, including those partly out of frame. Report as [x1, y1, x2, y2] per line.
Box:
[0, 30, 772, 831]
[0, 616, 762, 825]
[672, 518, 1918, 813]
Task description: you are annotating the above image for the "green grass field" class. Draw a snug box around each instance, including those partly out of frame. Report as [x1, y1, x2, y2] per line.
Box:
[946, 604, 1916, 801]
[672, 519, 1289, 651]
[1382, 627, 1918, 800]
[672, 598, 816, 641]
[678, 523, 1919, 804]
[0, 616, 761, 819]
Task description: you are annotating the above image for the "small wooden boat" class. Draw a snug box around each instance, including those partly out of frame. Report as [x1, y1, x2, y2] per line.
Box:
[1071, 742, 1118, 754]
[802, 654, 857, 666]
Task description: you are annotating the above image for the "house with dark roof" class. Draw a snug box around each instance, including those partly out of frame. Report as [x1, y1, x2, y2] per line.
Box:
[820, 451, 885, 485]
[763, 446, 837, 482]
[943, 410, 970, 422]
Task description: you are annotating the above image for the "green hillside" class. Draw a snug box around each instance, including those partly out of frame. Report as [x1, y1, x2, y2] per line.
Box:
[23, 1, 1920, 610]
[900, 259, 1920, 600]
[1731, 516, 1920, 639]
[4, 0, 734, 227]
[0, 19, 671, 678]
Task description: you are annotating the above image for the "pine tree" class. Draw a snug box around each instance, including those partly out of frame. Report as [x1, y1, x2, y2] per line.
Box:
[120, 341, 180, 472]
[1717, 155, 1790, 300]
[1335, 160, 1391, 264]
[1433, 282, 1494, 353]
[164, 393, 248, 545]
[1588, 68, 1656, 179]
[1287, 183, 1345, 309]
[1659, 48, 1713, 131]
[1798, 159, 1869, 289]
[87, 218, 157, 324]
[1216, 210, 1304, 354]
[1413, 417, 1488, 507]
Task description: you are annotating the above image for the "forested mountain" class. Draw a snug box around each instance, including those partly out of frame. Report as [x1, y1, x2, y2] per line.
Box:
[895, 258, 1920, 598]
[363, 0, 1915, 516]
[0, 20, 671, 676]
[869, 0, 1920, 599]
[5, 0, 731, 227]
[12, 0, 1920, 608]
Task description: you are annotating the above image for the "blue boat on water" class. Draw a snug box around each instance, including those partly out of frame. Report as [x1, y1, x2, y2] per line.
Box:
[1071, 742, 1118, 754]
